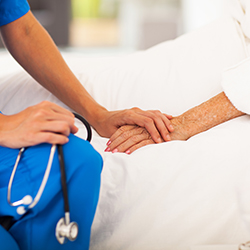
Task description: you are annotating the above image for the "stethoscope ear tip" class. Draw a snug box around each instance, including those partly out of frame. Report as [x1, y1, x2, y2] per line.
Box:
[22, 195, 33, 205]
[17, 206, 26, 215]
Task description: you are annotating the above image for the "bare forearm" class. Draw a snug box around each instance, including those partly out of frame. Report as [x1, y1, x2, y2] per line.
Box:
[171, 92, 245, 140]
[0, 11, 105, 127]
[0, 11, 187, 142]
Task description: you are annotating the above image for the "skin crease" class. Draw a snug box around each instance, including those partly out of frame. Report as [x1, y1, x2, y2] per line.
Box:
[0, 10, 174, 148]
[106, 92, 245, 154]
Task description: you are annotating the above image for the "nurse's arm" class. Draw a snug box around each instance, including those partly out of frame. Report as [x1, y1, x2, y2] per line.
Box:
[0, 10, 173, 143]
[0, 10, 105, 131]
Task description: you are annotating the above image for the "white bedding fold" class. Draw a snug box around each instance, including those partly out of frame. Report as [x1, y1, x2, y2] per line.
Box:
[222, 58, 250, 114]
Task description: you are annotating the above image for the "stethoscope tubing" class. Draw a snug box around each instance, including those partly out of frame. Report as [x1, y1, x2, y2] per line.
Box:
[57, 144, 70, 214]
[7, 112, 92, 215]
[73, 112, 92, 142]
[7, 145, 56, 211]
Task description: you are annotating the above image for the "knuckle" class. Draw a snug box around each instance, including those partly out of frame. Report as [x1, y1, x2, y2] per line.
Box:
[40, 100, 51, 106]
[43, 133, 53, 142]
[64, 128, 71, 136]
[34, 108, 48, 118]
[138, 127, 146, 134]
[131, 135, 139, 143]
[61, 123, 70, 133]
[144, 117, 154, 125]
[142, 139, 154, 146]
[118, 126, 128, 133]
[68, 117, 75, 126]
[142, 129, 151, 139]
[120, 132, 128, 140]
[131, 107, 140, 112]
[153, 110, 162, 115]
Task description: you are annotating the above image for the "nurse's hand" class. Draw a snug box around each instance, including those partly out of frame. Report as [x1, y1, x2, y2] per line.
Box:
[0, 101, 78, 148]
[93, 108, 174, 144]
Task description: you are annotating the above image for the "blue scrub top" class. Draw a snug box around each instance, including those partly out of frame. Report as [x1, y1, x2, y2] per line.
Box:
[0, 0, 30, 26]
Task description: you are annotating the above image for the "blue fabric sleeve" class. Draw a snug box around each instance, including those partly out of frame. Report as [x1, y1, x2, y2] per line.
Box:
[0, 0, 30, 26]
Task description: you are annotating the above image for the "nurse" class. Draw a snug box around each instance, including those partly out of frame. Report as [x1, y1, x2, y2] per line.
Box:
[0, 0, 173, 248]
[0, 1, 102, 250]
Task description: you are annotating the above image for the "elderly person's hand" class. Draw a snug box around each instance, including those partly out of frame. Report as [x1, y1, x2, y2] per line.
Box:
[105, 116, 187, 154]
[105, 125, 156, 154]
[0, 101, 78, 149]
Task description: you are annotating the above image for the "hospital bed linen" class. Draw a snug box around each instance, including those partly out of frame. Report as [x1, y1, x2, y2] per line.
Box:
[1, 9, 250, 250]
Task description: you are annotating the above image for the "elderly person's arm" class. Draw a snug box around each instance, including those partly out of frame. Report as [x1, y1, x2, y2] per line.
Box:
[0, 10, 173, 145]
[106, 92, 245, 154]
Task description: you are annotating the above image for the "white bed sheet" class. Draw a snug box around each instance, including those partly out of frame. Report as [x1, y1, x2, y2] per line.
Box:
[1, 16, 250, 250]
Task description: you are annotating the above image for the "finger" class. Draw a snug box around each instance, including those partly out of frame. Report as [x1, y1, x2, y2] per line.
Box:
[137, 110, 174, 142]
[33, 107, 78, 134]
[23, 131, 69, 147]
[37, 132, 69, 145]
[164, 114, 173, 120]
[40, 121, 72, 136]
[106, 126, 140, 152]
[139, 111, 171, 142]
[39, 101, 74, 117]
[29, 119, 76, 137]
[107, 125, 136, 146]
[123, 113, 163, 143]
[114, 109, 167, 143]
[151, 113, 173, 141]
[111, 127, 152, 153]
[125, 139, 155, 154]
[161, 114, 174, 132]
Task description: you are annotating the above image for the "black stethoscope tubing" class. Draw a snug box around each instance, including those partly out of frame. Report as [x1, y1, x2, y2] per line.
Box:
[58, 112, 92, 215]
[5, 112, 92, 244]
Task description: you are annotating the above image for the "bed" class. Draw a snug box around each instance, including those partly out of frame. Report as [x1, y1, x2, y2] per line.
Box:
[1, 15, 250, 250]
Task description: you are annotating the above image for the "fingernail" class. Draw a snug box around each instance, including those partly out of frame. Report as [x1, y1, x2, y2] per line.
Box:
[112, 149, 118, 153]
[107, 140, 111, 146]
[169, 125, 174, 131]
[125, 150, 131, 154]
[105, 147, 111, 152]
[166, 135, 171, 141]
[157, 138, 161, 143]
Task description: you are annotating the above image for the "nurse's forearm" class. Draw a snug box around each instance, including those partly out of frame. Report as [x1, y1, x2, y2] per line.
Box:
[0, 11, 106, 127]
[170, 92, 245, 140]
[0, 10, 187, 142]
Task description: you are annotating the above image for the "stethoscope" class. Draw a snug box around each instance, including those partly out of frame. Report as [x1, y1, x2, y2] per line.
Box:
[7, 112, 92, 244]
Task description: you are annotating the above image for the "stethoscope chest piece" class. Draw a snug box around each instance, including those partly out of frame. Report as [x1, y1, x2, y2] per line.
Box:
[56, 216, 79, 244]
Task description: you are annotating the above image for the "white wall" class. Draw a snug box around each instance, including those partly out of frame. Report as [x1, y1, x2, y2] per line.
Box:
[118, 0, 231, 50]
[119, 0, 181, 50]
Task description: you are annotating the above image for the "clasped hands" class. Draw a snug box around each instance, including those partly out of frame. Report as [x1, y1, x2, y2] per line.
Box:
[105, 113, 189, 154]
[0, 102, 176, 151]
[1, 101, 185, 153]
